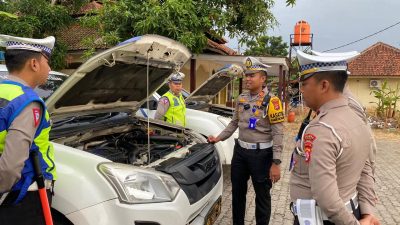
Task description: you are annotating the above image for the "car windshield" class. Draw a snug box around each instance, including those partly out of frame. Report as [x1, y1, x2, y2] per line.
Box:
[0, 70, 68, 101]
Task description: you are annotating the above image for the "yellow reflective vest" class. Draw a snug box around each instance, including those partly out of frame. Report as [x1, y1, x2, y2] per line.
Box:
[162, 91, 186, 127]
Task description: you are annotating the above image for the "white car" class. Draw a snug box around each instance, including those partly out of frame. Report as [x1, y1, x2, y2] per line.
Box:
[0, 35, 223, 225]
[137, 65, 242, 165]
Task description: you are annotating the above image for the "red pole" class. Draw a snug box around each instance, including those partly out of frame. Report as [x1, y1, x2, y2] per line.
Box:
[38, 188, 53, 225]
[31, 151, 54, 225]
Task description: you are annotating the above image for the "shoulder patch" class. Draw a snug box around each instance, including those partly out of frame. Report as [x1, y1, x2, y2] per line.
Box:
[267, 96, 284, 124]
[161, 97, 169, 105]
[271, 98, 281, 110]
[304, 134, 316, 142]
[32, 108, 40, 127]
[303, 133, 316, 163]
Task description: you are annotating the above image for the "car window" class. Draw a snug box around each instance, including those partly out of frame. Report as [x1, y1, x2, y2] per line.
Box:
[157, 83, 190, 99]
[0, 71, 67, 101]
[157, 84, 170, 96]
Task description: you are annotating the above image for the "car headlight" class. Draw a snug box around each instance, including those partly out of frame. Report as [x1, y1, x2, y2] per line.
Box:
[98, 162, 180, 204]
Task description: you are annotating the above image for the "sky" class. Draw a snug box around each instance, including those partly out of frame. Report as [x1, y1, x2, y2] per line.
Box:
[226, 0, 400, 54]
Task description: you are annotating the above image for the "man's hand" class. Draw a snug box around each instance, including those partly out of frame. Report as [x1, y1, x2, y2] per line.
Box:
[207, 136, 221, 144]
[359, 214, 381, 225]
[269, 163, 281, 183]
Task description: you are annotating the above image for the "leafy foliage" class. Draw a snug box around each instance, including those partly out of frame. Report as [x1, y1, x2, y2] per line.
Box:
[370, 81, 400, 118]
[1, 0, 296, 68]
[244, 35, 288, 57]
[81, 0, 296, 54]
[0, 0, 87, 69]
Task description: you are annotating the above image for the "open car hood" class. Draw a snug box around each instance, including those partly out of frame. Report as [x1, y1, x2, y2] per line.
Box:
[185, 64, 243, 103]
[46, 35, 191, 119]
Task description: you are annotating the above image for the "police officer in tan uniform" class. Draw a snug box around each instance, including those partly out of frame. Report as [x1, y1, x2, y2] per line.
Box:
[289, 51, 380, 225]
[208, 57, 284, 225]
[0, 35, 56, 225]
[311, 50, 378, 197]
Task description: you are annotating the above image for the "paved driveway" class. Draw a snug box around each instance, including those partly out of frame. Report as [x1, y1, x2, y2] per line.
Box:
[215, 126, 400, 225]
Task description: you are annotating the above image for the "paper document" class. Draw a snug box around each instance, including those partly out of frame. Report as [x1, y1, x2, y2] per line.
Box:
[295, 199, 323, 225]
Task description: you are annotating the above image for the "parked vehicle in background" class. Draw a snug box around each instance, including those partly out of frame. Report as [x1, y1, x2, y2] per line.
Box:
[137, 64, 243, 164]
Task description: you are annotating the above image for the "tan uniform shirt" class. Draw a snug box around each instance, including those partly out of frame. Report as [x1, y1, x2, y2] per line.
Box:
[154, 96, 170, 121]
[217, 88, 284, 159]
[343, 86, 377, 215]
[290, 97, 374, 225]
[0, 76, 43, 193]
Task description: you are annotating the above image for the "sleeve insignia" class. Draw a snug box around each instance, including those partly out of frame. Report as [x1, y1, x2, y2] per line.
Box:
[303, 134, 316, 163]
[267, 96, 284, 124]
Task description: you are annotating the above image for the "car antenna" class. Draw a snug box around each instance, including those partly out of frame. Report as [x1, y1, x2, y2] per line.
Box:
[146, 44, 154, 164]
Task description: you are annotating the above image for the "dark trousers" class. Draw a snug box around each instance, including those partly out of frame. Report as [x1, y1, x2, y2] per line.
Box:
[231, 142, 273, 225]
[0, 190, 52, 225]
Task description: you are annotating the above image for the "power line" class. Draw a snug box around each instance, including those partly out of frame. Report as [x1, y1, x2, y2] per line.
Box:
[323, 20, 400, 52]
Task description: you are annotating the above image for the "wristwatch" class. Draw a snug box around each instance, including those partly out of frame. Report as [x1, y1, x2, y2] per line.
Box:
[272, 159, 282, 165]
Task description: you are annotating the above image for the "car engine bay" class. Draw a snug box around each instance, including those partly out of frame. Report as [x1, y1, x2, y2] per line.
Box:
[50, 113, 206, 166]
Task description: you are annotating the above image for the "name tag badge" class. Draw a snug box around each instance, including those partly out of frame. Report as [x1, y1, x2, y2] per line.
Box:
[248, 117, 257, 129]
[173, 98, 179, 106]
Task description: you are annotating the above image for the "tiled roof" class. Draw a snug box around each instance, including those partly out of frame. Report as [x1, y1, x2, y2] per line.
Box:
[348, 42, 400, 77]
[57, 24, 108, 50]
[58, 24, 237, 55]
[58, 1, 237, 55]
[206, 39, 237, 55]
[75, 1, 103, 16]
[60, 1, 236, 55]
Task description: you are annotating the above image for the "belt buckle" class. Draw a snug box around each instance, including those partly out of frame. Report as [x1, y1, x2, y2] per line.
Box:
[251, 144, 257, 149]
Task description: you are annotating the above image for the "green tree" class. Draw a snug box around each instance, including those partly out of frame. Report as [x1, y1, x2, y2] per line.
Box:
[0, 0, 86, 69]
[1, 0, 296, 68]
[80, 0, 296, 54]
[244, 35, 288, 57]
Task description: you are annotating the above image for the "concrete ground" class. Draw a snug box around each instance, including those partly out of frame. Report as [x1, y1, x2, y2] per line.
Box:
[215, 125, 400, 225]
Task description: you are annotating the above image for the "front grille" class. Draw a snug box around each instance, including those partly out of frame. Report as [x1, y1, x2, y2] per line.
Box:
[156, 143, 221, 204]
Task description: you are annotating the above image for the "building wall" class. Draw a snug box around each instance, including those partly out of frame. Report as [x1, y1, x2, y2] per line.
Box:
[180, 59, 230, 105]
[347, 77, 400, 109]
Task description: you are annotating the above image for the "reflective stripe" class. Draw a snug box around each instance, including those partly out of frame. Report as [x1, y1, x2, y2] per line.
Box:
[318, 121, 344, 159]
[0, 193, 9, 205]
[0, 83, 24, 101]
[27, 180, 53, 191]
[298, 122, 343, 159]
[162, 91, 186, 126]
[0, 130, 7, 151]
[34, 125, 56, 179]
[237, 139, 273, 149]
